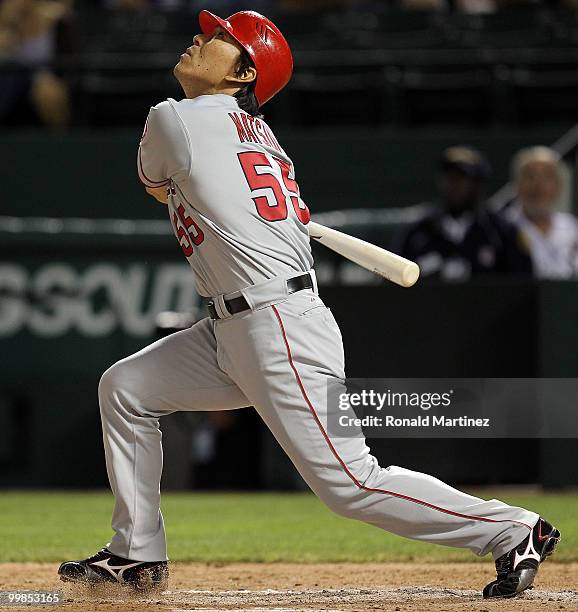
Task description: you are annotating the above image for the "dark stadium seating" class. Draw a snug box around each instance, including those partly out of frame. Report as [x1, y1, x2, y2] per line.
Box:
[326, 9, 449, 50]
[505, 65, 578, 124]
[447, 9, 555, 48]
[6, 5, 577, 127]
[387, 64, 497, 125]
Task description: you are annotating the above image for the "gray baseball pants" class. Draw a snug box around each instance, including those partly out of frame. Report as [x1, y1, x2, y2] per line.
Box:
[98, 275, 538, 562]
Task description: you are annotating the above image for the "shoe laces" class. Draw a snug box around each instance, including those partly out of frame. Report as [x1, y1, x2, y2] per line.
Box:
[85, 548, 110, 564]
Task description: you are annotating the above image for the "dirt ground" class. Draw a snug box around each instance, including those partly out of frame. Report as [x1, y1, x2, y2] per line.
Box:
[0, 562, 577, 612]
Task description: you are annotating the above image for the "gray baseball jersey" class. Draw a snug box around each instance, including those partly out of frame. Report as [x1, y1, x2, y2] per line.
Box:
[97, 93, 539, 567]
[138, 94, 313, 297]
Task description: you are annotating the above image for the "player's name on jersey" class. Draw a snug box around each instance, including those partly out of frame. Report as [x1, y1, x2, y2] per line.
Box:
[338, 415, 491, 428]
[227, 112, 283, 153]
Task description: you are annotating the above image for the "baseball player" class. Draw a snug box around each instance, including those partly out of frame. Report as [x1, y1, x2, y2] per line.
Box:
[58, 10, 560, 599]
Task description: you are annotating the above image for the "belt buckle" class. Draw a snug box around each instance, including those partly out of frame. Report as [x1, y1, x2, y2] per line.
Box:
[207, 300, 219, 320]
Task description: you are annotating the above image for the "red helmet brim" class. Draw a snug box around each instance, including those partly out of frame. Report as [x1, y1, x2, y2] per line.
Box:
[199, 11, 242, 48]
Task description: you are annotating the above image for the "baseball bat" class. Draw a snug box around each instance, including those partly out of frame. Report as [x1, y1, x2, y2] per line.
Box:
[308, 221, 420, 288]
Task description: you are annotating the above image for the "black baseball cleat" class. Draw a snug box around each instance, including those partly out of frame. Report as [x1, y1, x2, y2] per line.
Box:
[58, 547, 168, 592]
[483, 517, 561, 599]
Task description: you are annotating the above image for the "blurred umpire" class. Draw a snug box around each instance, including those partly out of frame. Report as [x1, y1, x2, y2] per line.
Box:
[396, 146, 532, 282]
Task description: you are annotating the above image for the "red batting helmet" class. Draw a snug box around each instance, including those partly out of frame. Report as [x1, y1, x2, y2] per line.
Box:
[198, 10, 293, 107]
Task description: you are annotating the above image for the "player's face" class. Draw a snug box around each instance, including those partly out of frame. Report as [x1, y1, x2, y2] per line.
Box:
[174, 27, 246, 97]
[516, 160, 561, 216]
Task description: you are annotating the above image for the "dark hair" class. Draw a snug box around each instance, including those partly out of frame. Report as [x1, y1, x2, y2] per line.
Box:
[234, 50, 261, 118]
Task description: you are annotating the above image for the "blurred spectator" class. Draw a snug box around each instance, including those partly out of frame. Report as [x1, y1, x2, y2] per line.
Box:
[0, 0, 75, 129]
[395, 146, 532, 281]
[503, 146, 578, 279]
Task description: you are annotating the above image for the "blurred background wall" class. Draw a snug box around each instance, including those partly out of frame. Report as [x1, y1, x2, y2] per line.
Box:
[1, 0, 577, 491]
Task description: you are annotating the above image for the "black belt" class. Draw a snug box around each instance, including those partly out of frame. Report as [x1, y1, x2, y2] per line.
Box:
[207, 273, 313, 320]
